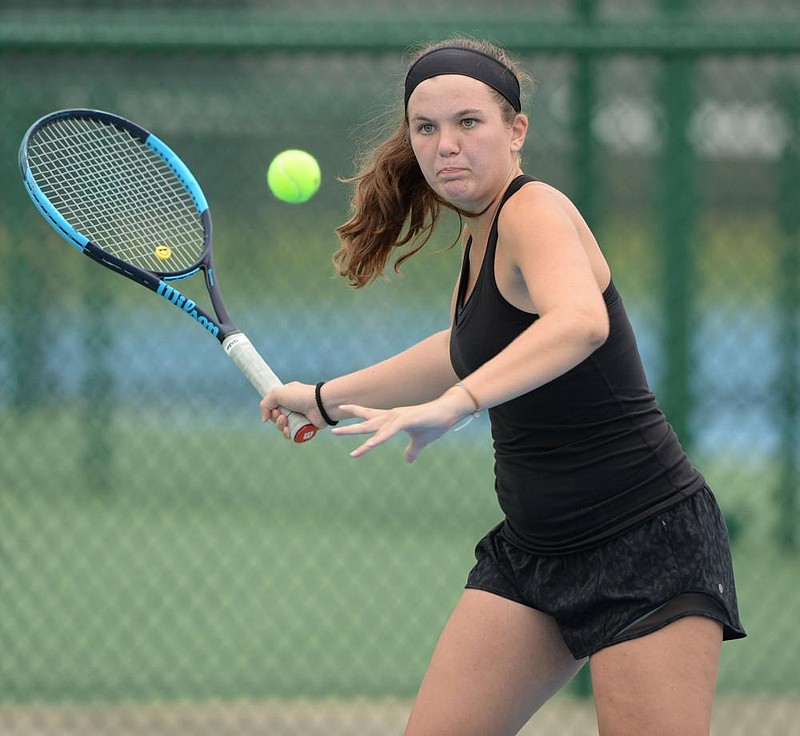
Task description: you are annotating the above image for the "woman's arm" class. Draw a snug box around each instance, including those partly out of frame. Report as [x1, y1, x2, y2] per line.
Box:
[317, 328, 459, 420]
[259, 327, 460, 431]
[456, 185, 610, 411]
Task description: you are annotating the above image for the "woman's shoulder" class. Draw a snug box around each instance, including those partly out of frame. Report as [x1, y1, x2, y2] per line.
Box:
[500, 178, 579, 232]
[512, 177, 574, 210]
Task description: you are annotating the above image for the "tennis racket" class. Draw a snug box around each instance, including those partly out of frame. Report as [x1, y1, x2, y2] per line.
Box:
[19, 108, 317, 443]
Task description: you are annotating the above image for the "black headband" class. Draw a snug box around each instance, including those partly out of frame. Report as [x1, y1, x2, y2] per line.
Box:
[404, 47, 521, 113]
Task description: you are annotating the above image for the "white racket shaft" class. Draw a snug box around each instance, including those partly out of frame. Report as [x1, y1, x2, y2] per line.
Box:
[222, 333, 317, 443]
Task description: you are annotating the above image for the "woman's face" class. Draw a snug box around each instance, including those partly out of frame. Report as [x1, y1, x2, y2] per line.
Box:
[407, 74, 527, 214]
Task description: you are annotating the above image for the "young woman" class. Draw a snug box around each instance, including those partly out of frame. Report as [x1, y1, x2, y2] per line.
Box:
[261, 36, 745, 736]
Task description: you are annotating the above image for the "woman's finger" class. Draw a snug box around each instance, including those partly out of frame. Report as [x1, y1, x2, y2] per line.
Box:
[336, 404, 380, 420]
[329, 404, 386, 436]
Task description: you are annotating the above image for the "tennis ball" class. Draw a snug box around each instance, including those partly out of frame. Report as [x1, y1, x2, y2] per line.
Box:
[267, 149, 321, 204]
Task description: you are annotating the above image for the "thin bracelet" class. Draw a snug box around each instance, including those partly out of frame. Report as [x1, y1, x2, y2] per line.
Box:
[452, 382, 481, 432]
[314, 382, 339, 427]
[455, 381, 481, 415]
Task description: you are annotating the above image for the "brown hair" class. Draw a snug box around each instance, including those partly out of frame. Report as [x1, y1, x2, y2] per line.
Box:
[333, 36, 530, 288]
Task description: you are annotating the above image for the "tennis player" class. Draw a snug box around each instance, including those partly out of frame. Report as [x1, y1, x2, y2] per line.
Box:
[262, 36, 745, 736]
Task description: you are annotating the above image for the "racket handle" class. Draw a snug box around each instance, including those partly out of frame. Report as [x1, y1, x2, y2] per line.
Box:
[222, 333, 317, 444]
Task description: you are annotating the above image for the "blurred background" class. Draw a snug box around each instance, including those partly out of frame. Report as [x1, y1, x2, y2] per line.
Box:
[1, 1, 799, 734]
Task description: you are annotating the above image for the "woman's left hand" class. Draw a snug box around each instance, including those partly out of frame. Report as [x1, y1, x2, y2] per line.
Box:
[331, 388, 477, 463]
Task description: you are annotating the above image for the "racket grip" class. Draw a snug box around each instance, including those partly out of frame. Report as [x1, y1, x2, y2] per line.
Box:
[222, 333, 317, 444]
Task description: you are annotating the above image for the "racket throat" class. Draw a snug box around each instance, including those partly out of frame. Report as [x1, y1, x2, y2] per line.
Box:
[156, 280, 221, 337]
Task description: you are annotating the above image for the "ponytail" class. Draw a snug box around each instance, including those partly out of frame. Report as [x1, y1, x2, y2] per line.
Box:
[334, 118, 448, 288]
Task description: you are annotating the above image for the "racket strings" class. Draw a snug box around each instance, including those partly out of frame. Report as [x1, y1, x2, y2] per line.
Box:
[27, 117, 205, 273]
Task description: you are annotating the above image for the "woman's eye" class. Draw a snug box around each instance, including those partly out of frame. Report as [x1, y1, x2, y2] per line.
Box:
[418, 123, 435, 134]
[462, 118, 477, 128]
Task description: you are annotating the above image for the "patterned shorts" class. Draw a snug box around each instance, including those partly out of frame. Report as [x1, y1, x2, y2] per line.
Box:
[465, 485, 746, 659]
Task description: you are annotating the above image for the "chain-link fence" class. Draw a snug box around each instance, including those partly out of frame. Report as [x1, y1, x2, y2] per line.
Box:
[1, 1, 799, 734]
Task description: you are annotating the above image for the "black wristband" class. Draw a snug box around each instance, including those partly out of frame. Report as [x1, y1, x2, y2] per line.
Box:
[314, 382, 339, 427]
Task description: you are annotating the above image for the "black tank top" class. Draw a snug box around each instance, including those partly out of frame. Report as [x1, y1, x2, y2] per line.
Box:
[449, 175, 705, 554]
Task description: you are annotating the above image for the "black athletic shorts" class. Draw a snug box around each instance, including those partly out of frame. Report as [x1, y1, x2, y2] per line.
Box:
[465, 485, 746, 659]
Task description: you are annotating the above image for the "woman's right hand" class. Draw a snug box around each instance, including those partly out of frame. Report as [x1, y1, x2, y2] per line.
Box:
[260, 381, 324, 440]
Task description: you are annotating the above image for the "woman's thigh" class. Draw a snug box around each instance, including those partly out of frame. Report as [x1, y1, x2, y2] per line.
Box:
[590, 615, 723, 736]
[404, 589, 585, 736]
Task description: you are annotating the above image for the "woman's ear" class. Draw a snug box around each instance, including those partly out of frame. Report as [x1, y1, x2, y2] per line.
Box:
[510, 113, 529, 153]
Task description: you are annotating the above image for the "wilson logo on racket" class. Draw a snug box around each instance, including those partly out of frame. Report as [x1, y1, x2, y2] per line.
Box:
[156, 281, 220, 336]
